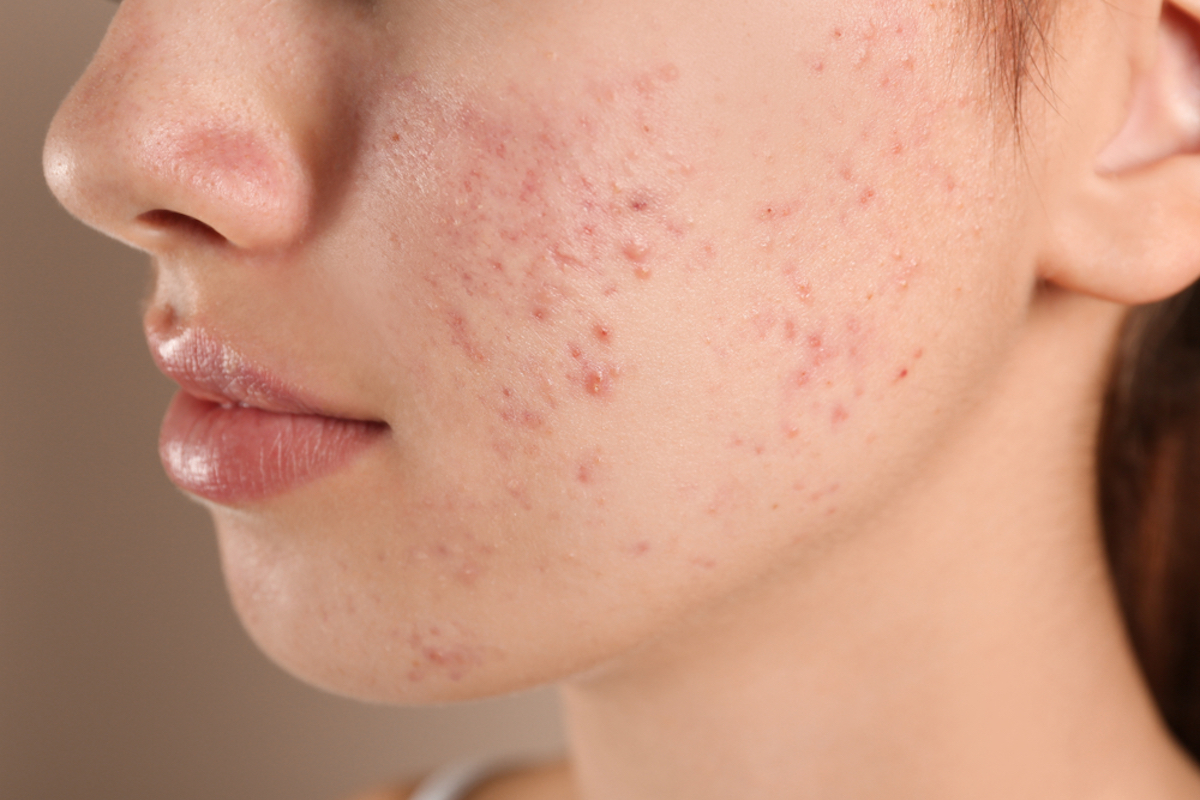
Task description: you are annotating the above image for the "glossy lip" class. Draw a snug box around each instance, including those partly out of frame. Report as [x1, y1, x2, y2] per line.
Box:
[149, 326, 324, 415]
[148, 325, 388, 505]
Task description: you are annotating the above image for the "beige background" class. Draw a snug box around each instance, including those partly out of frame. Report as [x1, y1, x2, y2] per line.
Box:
[2, 3, 564, 798]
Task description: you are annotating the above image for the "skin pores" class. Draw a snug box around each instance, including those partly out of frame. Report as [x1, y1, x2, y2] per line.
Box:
[47, 0, 1040, 701]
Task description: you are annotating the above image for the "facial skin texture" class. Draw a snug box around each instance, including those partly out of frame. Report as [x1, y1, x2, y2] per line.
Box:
[48, 0, 1031, 697]
[45, 0, 1200, 798]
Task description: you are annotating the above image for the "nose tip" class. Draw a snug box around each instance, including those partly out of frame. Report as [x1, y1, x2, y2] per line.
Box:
[43, 8, 316, 255]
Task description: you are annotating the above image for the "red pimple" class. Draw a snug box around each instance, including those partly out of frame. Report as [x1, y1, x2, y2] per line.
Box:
[831, 405, 849, 425]
[623, 240, 651, 262]
[593, 323, 612, 343]
[584, 366, 612, 396]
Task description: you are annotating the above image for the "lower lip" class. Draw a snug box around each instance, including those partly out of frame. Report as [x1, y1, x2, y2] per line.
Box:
[159, 391, 388, 504]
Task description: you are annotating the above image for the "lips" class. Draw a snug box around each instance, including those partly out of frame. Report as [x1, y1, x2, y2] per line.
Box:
[149, 327, 387, 504]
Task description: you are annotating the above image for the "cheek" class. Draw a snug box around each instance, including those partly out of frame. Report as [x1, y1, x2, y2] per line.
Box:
[350, 18, 982, 524]
[363, 67, 707, 490]
[256, 9, 1021, 700]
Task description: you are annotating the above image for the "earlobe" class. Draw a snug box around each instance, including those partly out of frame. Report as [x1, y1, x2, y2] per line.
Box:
[1043, 2, 1200, 305]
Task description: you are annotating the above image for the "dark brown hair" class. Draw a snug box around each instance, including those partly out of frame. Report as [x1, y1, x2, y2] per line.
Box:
[1101, 288, 1200, 755]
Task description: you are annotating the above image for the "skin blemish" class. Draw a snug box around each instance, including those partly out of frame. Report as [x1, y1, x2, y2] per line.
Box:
[630, 541, 651, 556]
[576, 448, 604, 485]
[405, 624, 486, 683]
[623, 239, 651, 262]
[446, 310, 488, 363]
[593, 323, 612, 343]
[633, 264, 653, 280]
[757, 202, 799, 222]
[569, 343, 619, 398]
[831, 404, 850, 426]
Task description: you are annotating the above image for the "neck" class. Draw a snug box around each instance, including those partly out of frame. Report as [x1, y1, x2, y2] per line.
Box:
[557, 292, 1199, 800]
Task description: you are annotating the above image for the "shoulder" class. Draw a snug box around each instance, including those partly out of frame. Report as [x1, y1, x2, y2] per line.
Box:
[340, 760, 570, 800]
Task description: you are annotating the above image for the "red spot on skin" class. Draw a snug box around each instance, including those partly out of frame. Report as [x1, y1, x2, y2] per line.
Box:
[896, 368, 909, 381]
[808, 334, 823, 350]
[832, 404, 850, 425]
[633, 264, 653, 279]
[859, 187, 876, 204]
[691, 557, 718, 570]
[812, 61, 825, 73]
[570, 343, 618, 397]
[576, 449, 603, 484]
[914, 347, 925, 360]
[447, 311, 487, 363]
[784, 318, 798, 340]
[793, 370, 811, 388]
[628, 193, 652, 212]
[584, 366, 615, 396]
[757, 202, 798, 221]
[631, 541, 651, 556]
[624, 239, 652, 261]
[593, 323, 611, 343]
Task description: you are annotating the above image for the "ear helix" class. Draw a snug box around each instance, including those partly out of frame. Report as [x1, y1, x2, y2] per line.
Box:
[1096, 3, 1200, 174]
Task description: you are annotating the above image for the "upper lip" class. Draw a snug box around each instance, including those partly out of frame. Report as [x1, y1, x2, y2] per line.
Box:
[147, 325, 329, 416]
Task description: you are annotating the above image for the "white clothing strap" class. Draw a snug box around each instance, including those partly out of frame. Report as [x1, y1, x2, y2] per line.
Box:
[408, 759, 509, 800]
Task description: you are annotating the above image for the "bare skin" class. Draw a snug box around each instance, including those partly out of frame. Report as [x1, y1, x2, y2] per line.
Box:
[44, 0, 1200, 797]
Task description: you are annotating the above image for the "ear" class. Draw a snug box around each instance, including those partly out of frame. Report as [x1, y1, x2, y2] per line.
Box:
[1041, 1, 1200, 304]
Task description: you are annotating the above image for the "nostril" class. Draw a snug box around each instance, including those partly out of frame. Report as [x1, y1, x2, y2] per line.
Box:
[136, 209, 228, 246]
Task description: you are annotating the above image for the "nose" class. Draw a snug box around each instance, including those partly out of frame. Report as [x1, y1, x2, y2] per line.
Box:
[43, 0, 323, 254]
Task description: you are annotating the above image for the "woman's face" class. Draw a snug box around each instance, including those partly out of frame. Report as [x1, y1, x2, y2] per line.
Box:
[47, 0, 1042, 700]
